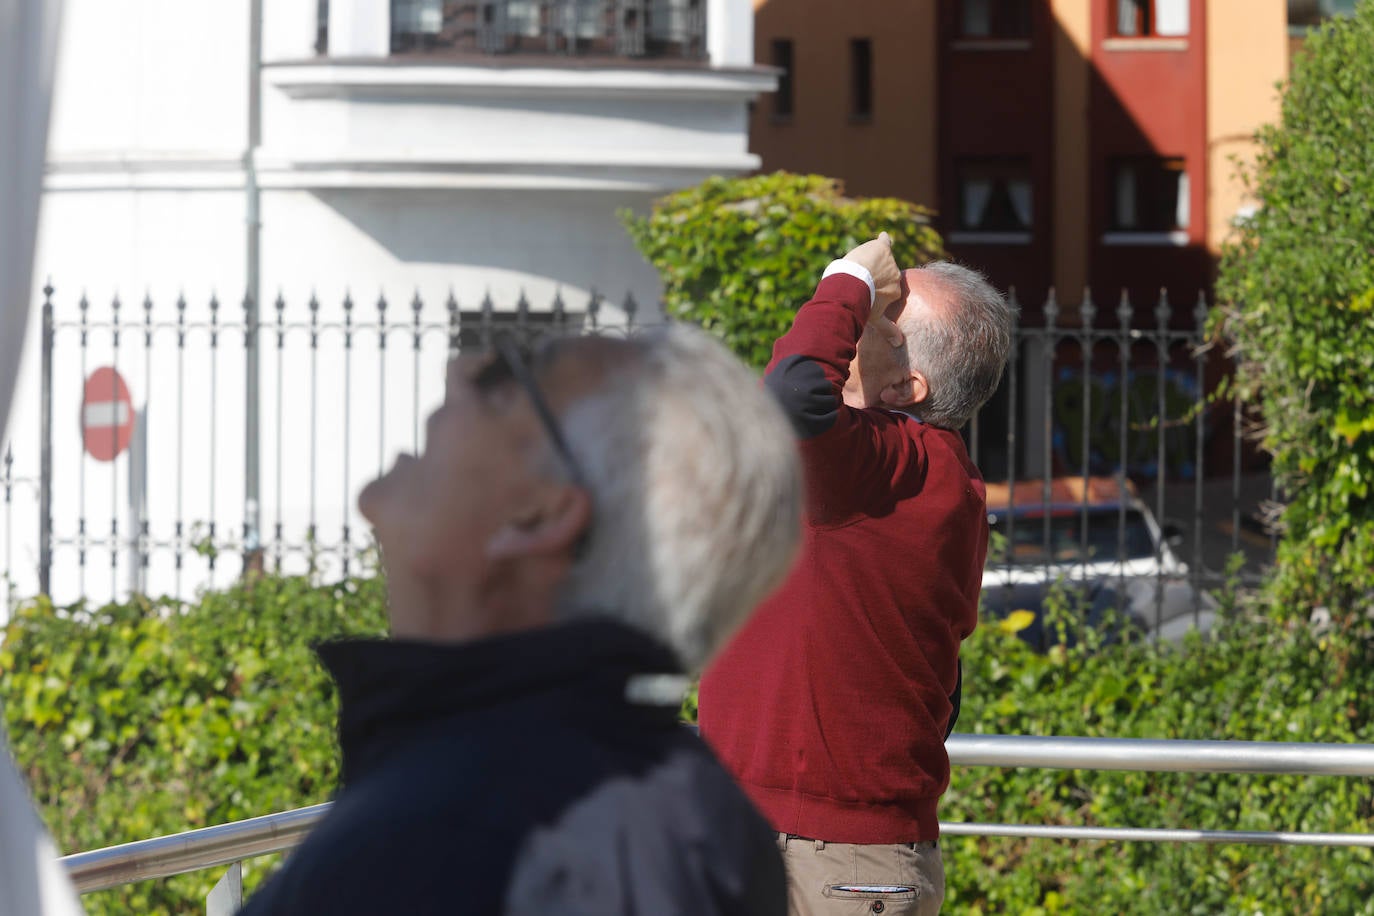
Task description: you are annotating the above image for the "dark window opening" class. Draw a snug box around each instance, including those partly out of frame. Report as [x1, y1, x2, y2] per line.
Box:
[1111, 0, 1189, 38]
[771, 38, 794, 119]
[957, 159, 1033, 233]
[389, 0, 706, 59]
[959, 0, 1032, 39]
[989, 508, 1157, 565]
[850, 38, 873, 120]
[1110, 157, 1189, 232]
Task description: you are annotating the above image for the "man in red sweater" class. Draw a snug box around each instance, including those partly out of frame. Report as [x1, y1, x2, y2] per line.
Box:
[699, 234, 1016, 915]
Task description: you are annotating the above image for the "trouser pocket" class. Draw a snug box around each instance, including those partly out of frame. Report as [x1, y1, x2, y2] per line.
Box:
[822, 884, 920, 914]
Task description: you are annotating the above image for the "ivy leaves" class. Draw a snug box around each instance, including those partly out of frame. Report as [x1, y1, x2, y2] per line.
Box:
[1213, 4, 1374, 626]
[622, 172, 943, 369]
[0, 575, 388, 914]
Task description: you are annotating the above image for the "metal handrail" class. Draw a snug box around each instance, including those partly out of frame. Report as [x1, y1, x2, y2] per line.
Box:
[61, 803, 329, 893]
[59, 735, 1374, 893]
[946, 733, 1374, 776]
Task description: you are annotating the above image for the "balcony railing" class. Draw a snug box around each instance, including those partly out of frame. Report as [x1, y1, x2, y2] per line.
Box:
[389, 0, 706, 59]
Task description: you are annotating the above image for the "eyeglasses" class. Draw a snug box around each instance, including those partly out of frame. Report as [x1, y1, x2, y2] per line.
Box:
[472, 335, 587, 490]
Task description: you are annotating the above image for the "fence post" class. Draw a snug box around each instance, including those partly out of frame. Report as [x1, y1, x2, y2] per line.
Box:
[39, 281, 53, 597]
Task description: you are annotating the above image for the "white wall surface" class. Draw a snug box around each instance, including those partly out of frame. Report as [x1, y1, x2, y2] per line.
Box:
[48, 0, 247, 157]
[3, 0, 770, 616]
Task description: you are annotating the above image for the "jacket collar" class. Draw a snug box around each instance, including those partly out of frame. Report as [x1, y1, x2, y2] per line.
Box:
[316, 618, 685, 784]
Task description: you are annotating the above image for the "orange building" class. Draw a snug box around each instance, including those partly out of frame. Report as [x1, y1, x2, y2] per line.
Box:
[750, 0, 1289, 324]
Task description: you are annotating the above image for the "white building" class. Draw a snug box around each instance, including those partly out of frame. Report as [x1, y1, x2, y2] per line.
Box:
[1, 0, 772, 612]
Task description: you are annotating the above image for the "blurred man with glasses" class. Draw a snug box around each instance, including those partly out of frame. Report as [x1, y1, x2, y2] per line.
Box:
[240, 326, 803, 915]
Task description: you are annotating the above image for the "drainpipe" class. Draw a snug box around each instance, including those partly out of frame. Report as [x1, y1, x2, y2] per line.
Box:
[244, 0, 263, 577]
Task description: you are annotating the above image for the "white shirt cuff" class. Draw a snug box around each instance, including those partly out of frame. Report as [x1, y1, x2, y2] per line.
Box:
[821, 260, 876, 306]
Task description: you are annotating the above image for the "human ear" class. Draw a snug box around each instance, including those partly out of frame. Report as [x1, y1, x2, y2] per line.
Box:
[878, 372, 929, 407]
[485, 485, 591, 561]
[909, 371, 929, 405]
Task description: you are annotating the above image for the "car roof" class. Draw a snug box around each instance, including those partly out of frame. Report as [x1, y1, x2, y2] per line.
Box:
[984, 476, 1139, 513]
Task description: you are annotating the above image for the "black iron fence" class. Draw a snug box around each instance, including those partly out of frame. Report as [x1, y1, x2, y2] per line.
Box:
[0, 284, 1275, 632]
[387, 0, 707, 59]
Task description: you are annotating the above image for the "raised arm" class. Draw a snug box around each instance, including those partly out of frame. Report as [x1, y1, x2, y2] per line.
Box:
[764, 235, 928, 522]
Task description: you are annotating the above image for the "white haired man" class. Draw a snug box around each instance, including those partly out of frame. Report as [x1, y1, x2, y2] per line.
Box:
[239, 325, 804, 915]
[700, 235, 1017, 916]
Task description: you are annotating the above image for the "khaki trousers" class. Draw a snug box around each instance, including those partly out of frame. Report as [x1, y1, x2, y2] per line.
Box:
[775, 834, 944, 916]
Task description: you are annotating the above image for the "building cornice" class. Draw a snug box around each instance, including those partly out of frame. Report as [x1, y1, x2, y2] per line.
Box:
[42, 149, 760, 193]
[263, 60, 778, 102]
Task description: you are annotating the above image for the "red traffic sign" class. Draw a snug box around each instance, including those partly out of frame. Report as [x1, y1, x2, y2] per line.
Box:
[82, 367, 135, 462]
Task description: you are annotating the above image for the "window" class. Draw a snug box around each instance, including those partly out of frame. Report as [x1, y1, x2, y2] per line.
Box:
[960, 0, 1031, 39]
[1112, 0, 1188, 37]
[771, 39, 794, 119]
[389, 1, 705, 58]
[957, 159, 1033, 234]
[989, 508, 1156, 565]
[1110, 157, 1189, 232]
[1290, 0, 1359, 31]
[850, 39, 873, 120]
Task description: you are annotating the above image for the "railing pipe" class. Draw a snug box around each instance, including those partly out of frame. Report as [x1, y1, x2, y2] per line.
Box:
[946, 734, 1374, 776]
[62, 803, 329, 893]
[940, 822, 1374, 847]
[60, 736, 1374, 895]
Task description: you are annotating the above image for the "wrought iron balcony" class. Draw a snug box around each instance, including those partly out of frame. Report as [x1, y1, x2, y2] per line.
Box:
[390, 0, 706, 60]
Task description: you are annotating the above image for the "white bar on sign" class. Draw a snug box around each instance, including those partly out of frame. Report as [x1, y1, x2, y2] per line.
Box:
[83, 401, 130, 428]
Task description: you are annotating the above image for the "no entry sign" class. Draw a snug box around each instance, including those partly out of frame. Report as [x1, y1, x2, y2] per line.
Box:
[82, 367, 135, 461]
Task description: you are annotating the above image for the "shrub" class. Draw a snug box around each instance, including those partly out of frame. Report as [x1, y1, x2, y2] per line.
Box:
[7, 572, 1371, 914]
[1213, 1, 1374, 630]
[942, 586, 1374, 915]
[0, 574, 388, 915]
[622, 172, 943, 368]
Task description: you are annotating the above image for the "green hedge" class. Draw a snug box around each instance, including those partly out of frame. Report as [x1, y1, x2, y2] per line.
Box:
[3, 575, 1371, 914]
[0, 574, 387, 915]
[943, 587, 1373, 915]
[622, 172, 943, 369]
[1213, 2, 1374, 627]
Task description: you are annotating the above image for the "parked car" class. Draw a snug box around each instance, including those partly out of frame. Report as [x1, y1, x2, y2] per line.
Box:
[980, 476, 1215, 648]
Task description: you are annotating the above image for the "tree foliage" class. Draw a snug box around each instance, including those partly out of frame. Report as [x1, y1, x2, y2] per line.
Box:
[622, 172, 943, 368]
[1213, 1, 1374, 625]
[0, 574, 388, 915]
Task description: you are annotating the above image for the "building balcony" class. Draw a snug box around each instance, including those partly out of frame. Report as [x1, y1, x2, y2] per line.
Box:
[387, 0, 707, 61]
[258, 0, 769, 192]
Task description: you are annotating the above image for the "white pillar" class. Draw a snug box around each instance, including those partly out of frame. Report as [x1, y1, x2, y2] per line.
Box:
[263, 0, 320, 61]
[707, 0, 753, 68]
[328, 0, 390, 58]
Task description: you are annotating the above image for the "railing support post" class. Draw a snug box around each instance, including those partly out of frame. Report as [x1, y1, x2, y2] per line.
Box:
[39, 281, 53, 596]
[205, 862, 243, 916]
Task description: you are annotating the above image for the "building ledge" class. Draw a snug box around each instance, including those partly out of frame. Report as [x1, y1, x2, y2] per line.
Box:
[1102, 230, 1191, 247]
[254, 150, 761, 192]
[950, 39, 1032, 52]
[1102, 37, 1189, 52]
[263, 60, 777, 101]
[42, 148, 762, 193]
[948, 231, 1033, 246]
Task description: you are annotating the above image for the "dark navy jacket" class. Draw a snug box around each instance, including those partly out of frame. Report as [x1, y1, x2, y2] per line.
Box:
[239, 619, 785, 915]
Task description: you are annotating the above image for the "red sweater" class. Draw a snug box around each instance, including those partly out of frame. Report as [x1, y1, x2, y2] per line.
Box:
[699, 271, 988, 844]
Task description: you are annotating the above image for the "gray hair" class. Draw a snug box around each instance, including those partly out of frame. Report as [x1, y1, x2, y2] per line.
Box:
[902, 261, 1017, 428]
[549, 324, 803, 670]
